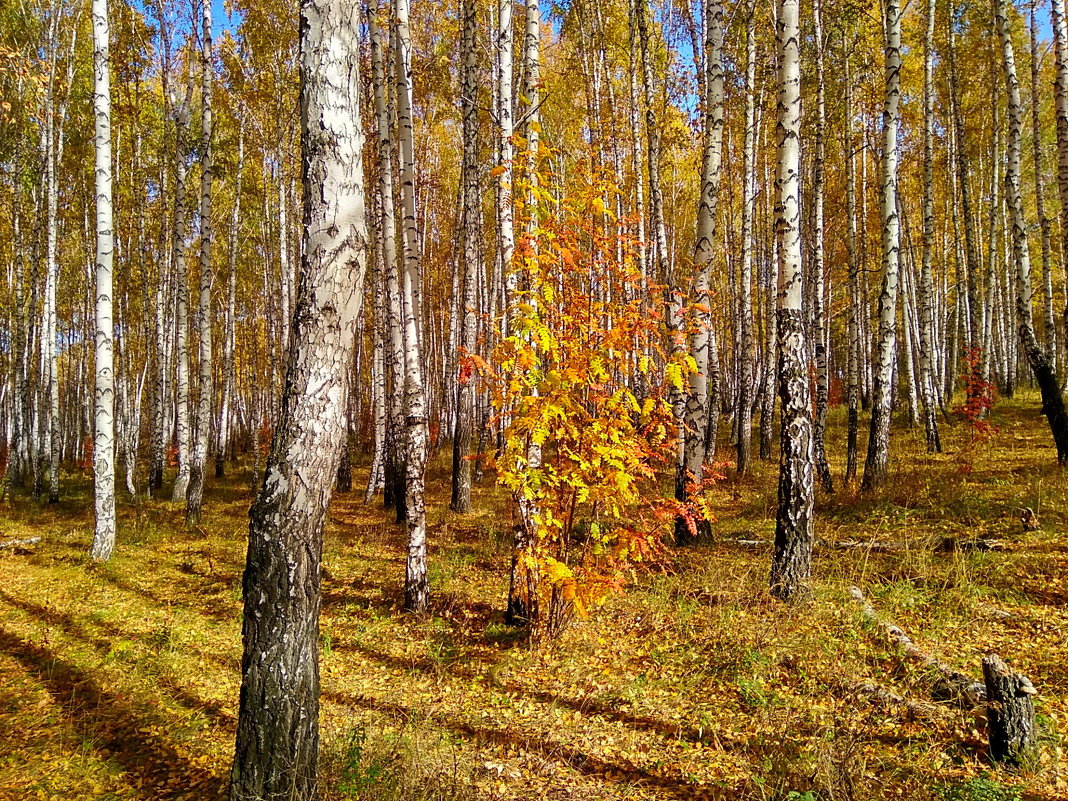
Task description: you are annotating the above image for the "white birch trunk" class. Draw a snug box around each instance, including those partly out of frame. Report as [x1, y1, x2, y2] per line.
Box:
[231, 0, 368, 793]
[862, 0, 903, 491]
[736, 2, 758, 477]
[679, 0, 723, 542]
[769, 0, 814, 601]
[170, 63, 195, 502]
[369, 1, 406, 517]
[187, 0, 214, 526]
[90, 0, 116, 561]
[918, 0, 942, 452]
[811, 0, 833, 493]
[395, 0, 430, 613]
[1052, 0, 1068, 348]
[216, 121, 243, 478]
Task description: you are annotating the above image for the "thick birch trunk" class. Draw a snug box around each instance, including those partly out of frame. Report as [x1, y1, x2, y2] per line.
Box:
[229, 0, 368, 794]
[90, 0, 116, 562]
[769, 0, 814, 602]
[1029, 3, 1056, 367]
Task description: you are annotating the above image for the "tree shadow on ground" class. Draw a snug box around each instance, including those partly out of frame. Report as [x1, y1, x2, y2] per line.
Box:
[0, 590, 237, 728]
[321, 688, 734, 801]
[0, 624, 226, 800]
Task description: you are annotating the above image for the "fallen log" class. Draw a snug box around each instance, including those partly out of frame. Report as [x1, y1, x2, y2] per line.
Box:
[735, 537, 1003, 553]
[0, 536, 41, 550]
[852, 681, 939, 719]
[849, 586, 987, 706]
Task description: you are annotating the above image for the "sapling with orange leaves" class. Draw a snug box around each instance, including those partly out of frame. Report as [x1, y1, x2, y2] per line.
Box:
[488, 161, 705, 640]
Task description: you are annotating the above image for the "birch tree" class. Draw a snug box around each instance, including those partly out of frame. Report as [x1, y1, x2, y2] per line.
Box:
[769, 0, 814, 601]
[736, 0, 758, 477]
[811, 0, 833, 493]
[170, 61, 195, 503]
[229, 0, 368, 794]
[862, 0, 903, 492]
[187, 0, 214, 526]
[844, 41, 860, 483]
[216, 120, 243, 478]
[451, 0, 479, 514]
[918, 0, 942, 453]
[1052, 0, 1068, 346]
[995, 0, 1068, 464]
[1029, 1, 1055, 365]
[395, 0, 430, 613]
[89, 0, 115, 562]
[680, 0, 723, 540]
[368, 2, 406, 520]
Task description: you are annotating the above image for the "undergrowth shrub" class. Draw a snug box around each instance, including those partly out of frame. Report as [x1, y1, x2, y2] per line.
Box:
[954, 348, 999, 474]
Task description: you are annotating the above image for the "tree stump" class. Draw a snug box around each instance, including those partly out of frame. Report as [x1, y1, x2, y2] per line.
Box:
[982, 653, 1037, 766]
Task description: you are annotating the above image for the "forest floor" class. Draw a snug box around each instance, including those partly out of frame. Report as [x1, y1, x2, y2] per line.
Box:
[1, 393, 1067, 801]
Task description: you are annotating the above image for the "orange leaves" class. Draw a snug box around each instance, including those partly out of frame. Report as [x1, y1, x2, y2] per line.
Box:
[485, 161, 693, 638]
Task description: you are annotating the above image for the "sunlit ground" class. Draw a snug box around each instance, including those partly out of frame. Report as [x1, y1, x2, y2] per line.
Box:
[1, 392, 1065, 800]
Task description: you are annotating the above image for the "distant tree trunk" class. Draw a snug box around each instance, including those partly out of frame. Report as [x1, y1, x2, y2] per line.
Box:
[736, 1, 757, 477]
[278, 163, 292, 361]
[369, 2, 406, 520]
[769, 0, 814, 602]
[947, 6, 982, 348]
[229, 0, 368, 794]
[1052, 0, 1068, 349]
[1030, 1, 1056, 367]
[918, 0, 942, 454]
[396, 0, 430, 613]
[187, 0, 214, 526]
[811, 0, 833, 493]
[216, 122, 243, 479]
[42, 13, 75, 505]
[843, 42, 860, 484]
[679, 0, 723, 542]
[497, 0, 515, 337]
[336, 429, 352, 492]
[862, 0, 903, 492]
[90, 0, 116, 562]
[627, 0, 648, 313]
[171, 65, 195, 503]
[10, 157, 27, 490]
[365, 199, 387, 503]
[451, 0, 480, 514]
[996, 0, 1068, 464]
[150, 50, 170, 497]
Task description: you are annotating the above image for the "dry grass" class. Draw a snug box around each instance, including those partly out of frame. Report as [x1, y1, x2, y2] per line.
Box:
[0, 392, 1066, 800]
